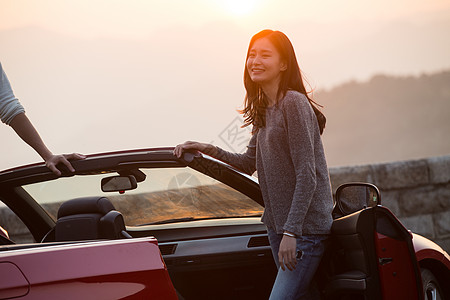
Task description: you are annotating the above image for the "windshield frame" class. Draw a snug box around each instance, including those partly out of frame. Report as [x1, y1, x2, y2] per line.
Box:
[0, 148, 263, 241]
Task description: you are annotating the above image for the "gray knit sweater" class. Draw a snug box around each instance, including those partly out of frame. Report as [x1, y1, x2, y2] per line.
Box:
[215, 90, 333, 236]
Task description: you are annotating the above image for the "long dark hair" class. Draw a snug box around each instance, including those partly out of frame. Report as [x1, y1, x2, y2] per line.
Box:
[240, 29, 326, 134]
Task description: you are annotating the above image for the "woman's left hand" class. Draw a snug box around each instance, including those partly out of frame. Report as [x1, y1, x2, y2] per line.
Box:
[278, 234, 297, 271]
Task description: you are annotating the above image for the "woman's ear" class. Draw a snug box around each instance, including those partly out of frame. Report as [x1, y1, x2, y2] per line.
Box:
[280, 60, 288, 71]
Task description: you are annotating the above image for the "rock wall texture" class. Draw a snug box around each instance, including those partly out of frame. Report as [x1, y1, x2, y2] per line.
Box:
[329, 155, 450, 252]
[2, 155, 449, 252]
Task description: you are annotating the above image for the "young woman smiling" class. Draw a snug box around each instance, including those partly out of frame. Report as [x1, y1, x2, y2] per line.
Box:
[174, 30, 333, 299]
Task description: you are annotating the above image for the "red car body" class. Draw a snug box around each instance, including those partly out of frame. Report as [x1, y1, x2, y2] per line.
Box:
[0, 237, 177, 299]
[414, 233, 450, 266]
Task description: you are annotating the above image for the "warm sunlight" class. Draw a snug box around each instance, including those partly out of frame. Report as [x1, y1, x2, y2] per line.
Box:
[1, 0, 449, 170]
[219, 0, 259, 16]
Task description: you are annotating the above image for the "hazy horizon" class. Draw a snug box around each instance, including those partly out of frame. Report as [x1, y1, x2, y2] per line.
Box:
[1, 0, 449, 170]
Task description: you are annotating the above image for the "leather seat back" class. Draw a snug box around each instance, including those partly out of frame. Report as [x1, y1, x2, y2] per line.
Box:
[55, 196, 128, 241]
[323, 207, 382, 299]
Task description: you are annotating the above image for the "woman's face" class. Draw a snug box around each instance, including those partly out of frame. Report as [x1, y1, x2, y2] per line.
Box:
[246, 37, 286, 89]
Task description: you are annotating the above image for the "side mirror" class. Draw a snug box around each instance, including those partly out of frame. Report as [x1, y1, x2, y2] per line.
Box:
[335, 182, 381, 217]
[101, 175, 137, 193]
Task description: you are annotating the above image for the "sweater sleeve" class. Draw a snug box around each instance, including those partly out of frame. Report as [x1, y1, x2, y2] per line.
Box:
[214, 131, 257, 175]
[0, 63, 25, 125]
[281, 93, 318, 235]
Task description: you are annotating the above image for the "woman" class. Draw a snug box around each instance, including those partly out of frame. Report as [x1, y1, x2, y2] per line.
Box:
[174, 29, 333, 299]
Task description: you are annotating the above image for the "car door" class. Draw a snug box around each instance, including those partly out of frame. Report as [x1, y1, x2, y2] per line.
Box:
[374, 206, 423, 299]
[324, 183, 423, 300]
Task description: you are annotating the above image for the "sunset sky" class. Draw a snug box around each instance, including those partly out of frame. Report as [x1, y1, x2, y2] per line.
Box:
[1, 0, 449, 170]
[2, 0, 448, 37]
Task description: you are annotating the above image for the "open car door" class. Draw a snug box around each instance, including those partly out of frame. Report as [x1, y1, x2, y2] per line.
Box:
[323, 183, 423, 300]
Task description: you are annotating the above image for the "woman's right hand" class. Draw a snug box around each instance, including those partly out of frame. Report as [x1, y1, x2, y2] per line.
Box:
[45, 153, 86, 176]
[173, 141, 214, 158]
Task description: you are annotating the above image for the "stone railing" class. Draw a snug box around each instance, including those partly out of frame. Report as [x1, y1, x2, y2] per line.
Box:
[2, 155, 449, 252]
[329, 155, 450, 253]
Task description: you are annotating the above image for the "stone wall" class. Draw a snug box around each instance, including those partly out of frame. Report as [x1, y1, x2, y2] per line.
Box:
[329, 155, 450, 253]
[1, 155, 449, 252]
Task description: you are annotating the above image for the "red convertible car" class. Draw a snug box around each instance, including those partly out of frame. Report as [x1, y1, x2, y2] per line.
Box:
[0, 148, 449, 299]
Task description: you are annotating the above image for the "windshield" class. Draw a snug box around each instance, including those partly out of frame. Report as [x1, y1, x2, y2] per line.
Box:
[22, 167, 263, 226]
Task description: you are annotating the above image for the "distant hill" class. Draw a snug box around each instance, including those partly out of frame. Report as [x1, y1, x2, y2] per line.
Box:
[316, 70, 450, 167]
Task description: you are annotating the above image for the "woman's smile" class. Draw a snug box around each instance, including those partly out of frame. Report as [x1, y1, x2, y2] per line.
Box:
[250, 67, 265, 74]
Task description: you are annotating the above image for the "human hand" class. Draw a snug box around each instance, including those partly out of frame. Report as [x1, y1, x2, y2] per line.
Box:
[45, 153, 86, 176]
[278, 233, 298, 271]
[173, 141, 212, 158]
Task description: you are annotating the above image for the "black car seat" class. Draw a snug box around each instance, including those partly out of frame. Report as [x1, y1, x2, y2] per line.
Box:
[53, 196, 131, 242]
[323, 207, 382, 299]
[321, 205, 422, 300]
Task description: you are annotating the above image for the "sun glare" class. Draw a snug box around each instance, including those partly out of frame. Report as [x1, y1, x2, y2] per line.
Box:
[221, 0, 259, 16]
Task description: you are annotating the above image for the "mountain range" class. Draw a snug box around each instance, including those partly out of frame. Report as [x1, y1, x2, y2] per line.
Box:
[317, 71, 450, 166]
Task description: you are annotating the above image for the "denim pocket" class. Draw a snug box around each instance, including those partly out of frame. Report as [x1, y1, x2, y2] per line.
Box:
[296, 235, 328, 260]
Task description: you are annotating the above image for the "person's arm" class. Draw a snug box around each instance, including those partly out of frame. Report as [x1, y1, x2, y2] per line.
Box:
[9, 113, 85, 176]
[173, 132, 257, 175]
[212, 132, 257, 175]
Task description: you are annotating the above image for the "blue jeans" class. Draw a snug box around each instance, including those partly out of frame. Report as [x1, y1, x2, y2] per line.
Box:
[267, 227, 328, 300]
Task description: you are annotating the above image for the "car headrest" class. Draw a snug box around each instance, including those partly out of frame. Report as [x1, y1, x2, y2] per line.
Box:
[57, 196, 115, 219]
[54, 196, 130, 242]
